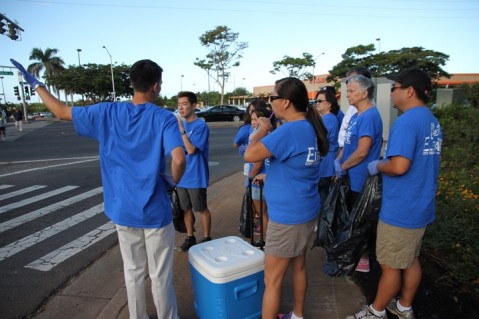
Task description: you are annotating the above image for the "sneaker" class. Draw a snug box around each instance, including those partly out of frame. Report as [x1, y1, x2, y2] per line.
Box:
[386, 297, 415, 319]
[355, 257, 370, 273]
[178, 236, 196, 252]
[277, 311, 293, 319]
[201, 236, 212, 243]
[345, 305, 387, 319]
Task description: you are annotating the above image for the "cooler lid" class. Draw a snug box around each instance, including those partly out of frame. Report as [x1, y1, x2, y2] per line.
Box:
[188, 236, 265, 279]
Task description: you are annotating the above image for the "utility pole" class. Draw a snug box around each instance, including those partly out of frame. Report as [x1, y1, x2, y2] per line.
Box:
[17, 72, 28, 123]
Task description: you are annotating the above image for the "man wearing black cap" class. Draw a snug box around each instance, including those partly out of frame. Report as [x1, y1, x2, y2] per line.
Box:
[346, 67, 443, 319]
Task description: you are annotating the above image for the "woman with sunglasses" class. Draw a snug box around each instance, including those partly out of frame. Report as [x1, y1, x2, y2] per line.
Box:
[314, 88, 340, 207]
[245, 77, 328, 319]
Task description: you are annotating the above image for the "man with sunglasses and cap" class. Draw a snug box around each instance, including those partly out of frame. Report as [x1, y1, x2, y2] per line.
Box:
[346, 67, 442, 319]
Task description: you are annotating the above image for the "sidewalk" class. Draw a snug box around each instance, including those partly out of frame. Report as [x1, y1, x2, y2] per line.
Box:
[32, 171, 366, 319]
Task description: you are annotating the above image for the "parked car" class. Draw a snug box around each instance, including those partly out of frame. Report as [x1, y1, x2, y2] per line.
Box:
[196, 105, 245, 122]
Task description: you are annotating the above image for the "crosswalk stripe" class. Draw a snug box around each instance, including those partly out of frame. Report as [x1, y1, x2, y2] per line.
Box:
[0, 187, 103, 233]
[0, 203, 104, 261]
[26, 222, 116, 271]
[0, 185, 47, 201]
[0, 186, 79, 214]
[0, 185, 14, 190]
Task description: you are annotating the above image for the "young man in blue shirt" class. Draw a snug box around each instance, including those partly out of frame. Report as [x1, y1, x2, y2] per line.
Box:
[347, 68, 442, 319]
[176, 91, 212, 251]
[11, 58, 186, 319]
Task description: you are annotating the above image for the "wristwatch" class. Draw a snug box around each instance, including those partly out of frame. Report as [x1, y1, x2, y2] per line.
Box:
[181, 130, 187, 135]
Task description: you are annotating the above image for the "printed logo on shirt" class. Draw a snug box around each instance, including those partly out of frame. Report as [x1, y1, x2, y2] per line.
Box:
[305, 146, 320, 166]
[344, 119, 357, 145]
[423, 122, 442, 156]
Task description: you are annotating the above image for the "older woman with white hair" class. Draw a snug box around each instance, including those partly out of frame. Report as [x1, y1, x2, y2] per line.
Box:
[334, 74, 383, 272]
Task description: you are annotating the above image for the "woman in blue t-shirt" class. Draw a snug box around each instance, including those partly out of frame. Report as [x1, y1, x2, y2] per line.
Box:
[314, 89, 340, 207]
[335, 74, 383, 273]
[245, 77, 329, 319]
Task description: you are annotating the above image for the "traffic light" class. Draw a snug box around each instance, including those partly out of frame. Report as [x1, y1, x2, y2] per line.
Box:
[0, 21, 6, 34]
[31, 86, 35, 96]
[24, 86, 30, 100]
[14, 86, 19, 96]
[8, 23, 18, 40]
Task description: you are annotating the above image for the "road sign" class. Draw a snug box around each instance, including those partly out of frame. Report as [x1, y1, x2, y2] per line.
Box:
[0, 71, 14, 75]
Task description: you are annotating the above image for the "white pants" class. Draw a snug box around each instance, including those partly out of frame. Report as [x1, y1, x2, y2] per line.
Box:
[116, 223, 178, 319]
[15, 120, 22, 132]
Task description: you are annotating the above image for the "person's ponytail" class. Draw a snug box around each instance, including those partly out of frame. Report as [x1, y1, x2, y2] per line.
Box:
[306, 106, 329, 156]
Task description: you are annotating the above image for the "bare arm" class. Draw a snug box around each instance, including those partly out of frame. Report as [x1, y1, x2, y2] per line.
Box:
[341, 136, 372, 170]
[244, 117, 273, 163]
[378, 156, 411, 176]
[170, 146, 186, 184]
[177, 117, 197, 155]
[35, 87, 72, 121]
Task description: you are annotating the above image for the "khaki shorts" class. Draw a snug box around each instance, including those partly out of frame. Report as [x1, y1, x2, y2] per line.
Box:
[376, 220, 426, 269]
[265, 216, 318, 258]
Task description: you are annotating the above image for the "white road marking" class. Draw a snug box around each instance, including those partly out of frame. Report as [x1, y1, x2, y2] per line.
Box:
[0, 185, 47, 201]
[0, 158, 99, 178]
[0, 186, 79, 214]
[0, 203, 104, 261]
[0, 185, 14, 190]
[0, 187, 103, 233]
[26, 222, 116, 271]
[0, 156, 99, 165]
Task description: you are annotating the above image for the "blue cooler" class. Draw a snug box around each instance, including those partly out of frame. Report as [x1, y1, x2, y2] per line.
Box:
[188, 236, 265, 319]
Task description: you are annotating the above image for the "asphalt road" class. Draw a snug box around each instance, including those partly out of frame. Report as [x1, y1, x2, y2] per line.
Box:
[0, 120, 244, 319]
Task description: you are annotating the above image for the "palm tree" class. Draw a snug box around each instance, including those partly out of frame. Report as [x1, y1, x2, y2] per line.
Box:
[27, 48, 65, 97]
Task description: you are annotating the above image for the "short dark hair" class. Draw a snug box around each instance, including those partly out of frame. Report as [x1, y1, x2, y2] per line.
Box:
[129, 59, 163, 93]
[177, 91, 197, 104]
[346, 66, 372, 79]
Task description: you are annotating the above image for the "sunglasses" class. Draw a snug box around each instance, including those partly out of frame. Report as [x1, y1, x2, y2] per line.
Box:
[316, 99, 327, 103]
[270, 96, 284, 101]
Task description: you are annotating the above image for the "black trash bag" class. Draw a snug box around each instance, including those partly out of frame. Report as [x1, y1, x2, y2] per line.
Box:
[168, 187, 187, 233]
[322, 174, 382, 277]
[239, 186, 253, 238]
[314, 176, 351, 248]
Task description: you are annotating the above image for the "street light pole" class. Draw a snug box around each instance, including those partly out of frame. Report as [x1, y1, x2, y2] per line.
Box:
[17, 71, 28, 123]
[312, 52, 325, 92]
[77, 48, 82, 66]
[180, 75, 184, 91]
[102, 46, 116, 101]
[0, 76, 6, 104]
[376, 38, 381, 54]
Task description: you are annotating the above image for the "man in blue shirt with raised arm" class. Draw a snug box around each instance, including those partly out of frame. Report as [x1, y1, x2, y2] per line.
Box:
[11, 58, 186, 319]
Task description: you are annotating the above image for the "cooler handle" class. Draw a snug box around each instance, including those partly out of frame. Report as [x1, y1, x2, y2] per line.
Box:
[233, 280, 258, 299]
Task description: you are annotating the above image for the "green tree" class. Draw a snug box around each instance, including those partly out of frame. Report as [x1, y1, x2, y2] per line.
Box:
[270, 52, 315, 80]
[459, 82, 479, 108]
[327, 44, 450, 82]
[27, 47, 65, 96]
[194, 26, 248, 104]
[51, 63, 132, 103]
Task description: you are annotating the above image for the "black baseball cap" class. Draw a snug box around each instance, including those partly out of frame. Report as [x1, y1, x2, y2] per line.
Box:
[386, 67, 432, 92]
[320, 86, 336, 95]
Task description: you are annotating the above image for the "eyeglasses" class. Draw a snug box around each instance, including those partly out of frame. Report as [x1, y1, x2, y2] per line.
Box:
[316, 99, 326, 103]
[391, 86, 407, 93]
[270, 96, 284, 101]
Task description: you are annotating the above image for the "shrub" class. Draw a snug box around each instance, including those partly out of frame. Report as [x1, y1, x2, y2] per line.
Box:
[423, 104, 479, 286]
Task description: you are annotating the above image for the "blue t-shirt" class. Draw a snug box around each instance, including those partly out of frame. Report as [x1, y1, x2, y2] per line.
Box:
[343, 107, 383, 192]
[261, 120, 321, 224]
[178, 118, 210, 188]
[319, 113, 339, 178]
[234, 124, 251, 146]
[72, 102, 183, 228]
[380, 107, 442, 228]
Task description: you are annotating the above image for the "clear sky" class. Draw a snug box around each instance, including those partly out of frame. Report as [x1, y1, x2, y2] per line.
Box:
[1, 0, 478, 104]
